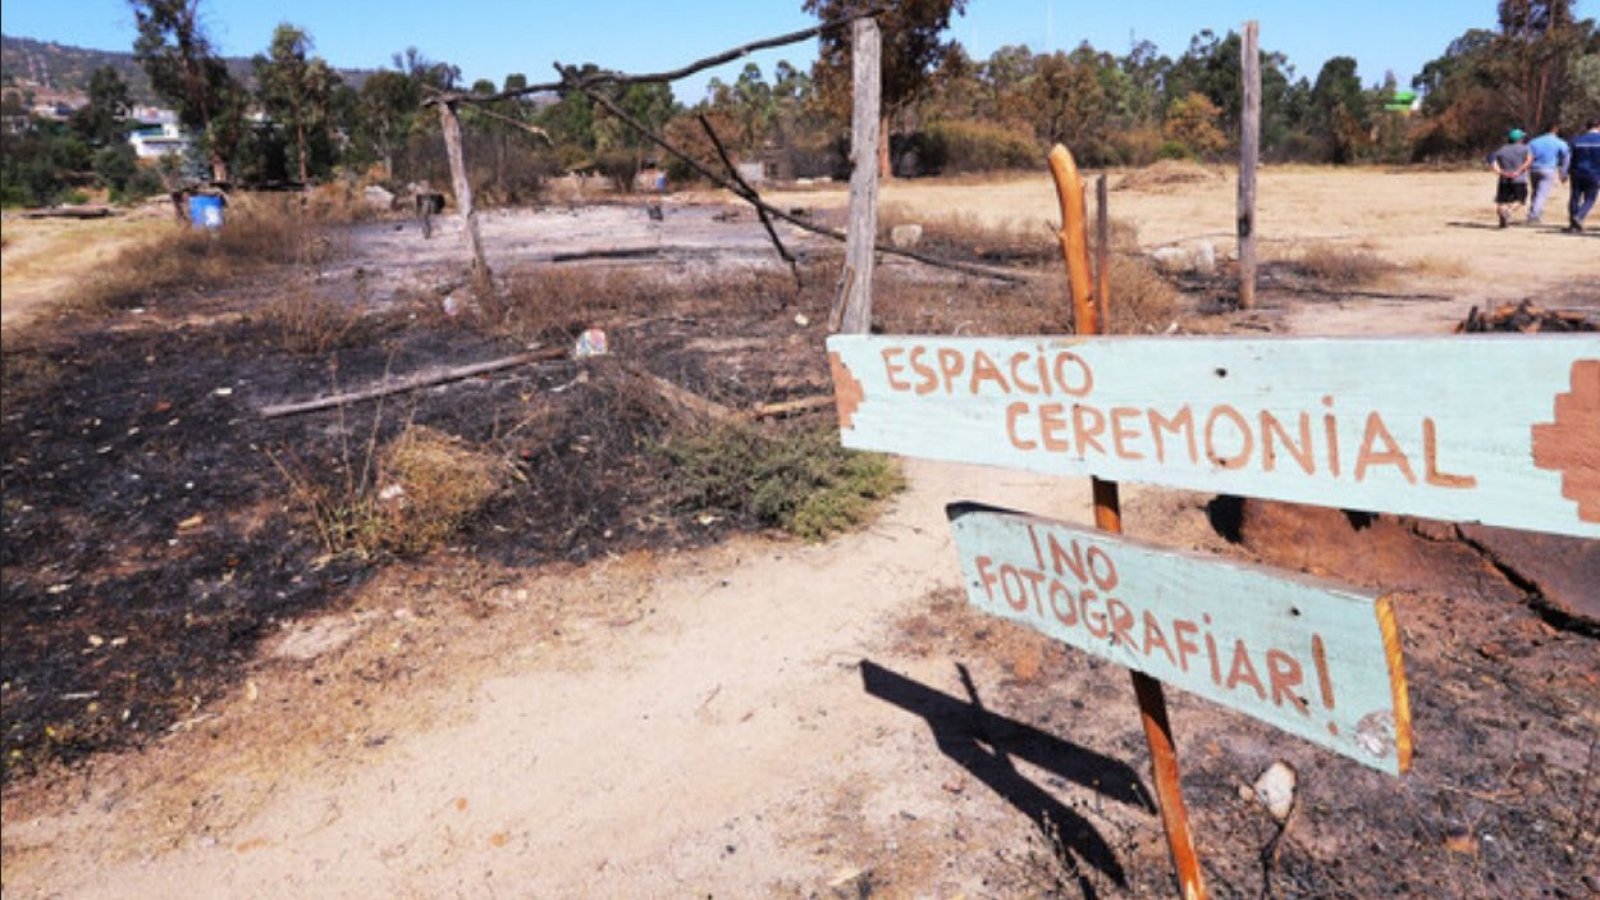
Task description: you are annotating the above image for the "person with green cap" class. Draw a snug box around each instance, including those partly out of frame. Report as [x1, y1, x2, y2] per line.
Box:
[1488, 128, 1533, 228]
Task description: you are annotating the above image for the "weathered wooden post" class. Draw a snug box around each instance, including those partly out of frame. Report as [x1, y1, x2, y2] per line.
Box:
[1238, 21, 1260, 310]
[1051, 144, 1208, 899]
[833, 16, 882, 334]
[437, 98, 494, 297]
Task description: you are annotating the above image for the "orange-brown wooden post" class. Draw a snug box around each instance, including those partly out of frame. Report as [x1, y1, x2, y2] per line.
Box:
[1049, 144, 1208, 900]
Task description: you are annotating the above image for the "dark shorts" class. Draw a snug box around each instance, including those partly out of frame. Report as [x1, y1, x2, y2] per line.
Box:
[1495, 180, 1528, 204]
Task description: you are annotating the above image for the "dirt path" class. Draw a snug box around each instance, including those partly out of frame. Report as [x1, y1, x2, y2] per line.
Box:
[3, 462, 1107, 897]
[0, 211, 169, 329]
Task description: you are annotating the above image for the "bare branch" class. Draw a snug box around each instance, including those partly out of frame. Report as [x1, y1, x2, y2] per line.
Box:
[697, 113, 800, 286]
[431, 5, 887, 106]
[465, 104, 553, 144]
[580, 86, 1028, 286]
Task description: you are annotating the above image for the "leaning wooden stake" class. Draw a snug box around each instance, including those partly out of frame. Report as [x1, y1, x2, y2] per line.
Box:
[832, 16, 882, 334]
[437, 99, 494, 297]
[260, 348, 565, 419]
[1049, 144, 1208, 900]
[1238, 21, 1261, 310]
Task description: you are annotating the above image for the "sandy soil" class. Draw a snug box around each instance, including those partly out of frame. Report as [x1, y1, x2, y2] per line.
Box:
[0, 208, 173, 329]
[3, 169, 1597, 898]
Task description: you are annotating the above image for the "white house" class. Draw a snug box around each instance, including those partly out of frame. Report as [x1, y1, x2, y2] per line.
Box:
[128, 119, 190, 160]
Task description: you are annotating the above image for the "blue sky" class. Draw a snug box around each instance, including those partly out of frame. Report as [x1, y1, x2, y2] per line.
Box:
[3, 1, 1588, 103]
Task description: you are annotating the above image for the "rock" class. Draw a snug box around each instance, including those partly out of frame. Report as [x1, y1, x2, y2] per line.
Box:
[890, 223, 924, 249]
[1152, 242, 1216, 274]
[1252, 761, 1296, 821]
[1151, 246, 1188, 273]
[362, 185, 395, 211]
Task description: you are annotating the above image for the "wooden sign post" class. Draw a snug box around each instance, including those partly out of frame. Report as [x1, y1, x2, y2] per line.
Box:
[947, 504, 1413, 774]
[825, 141, 1597, 897]
[1051, 146, 1206, 896]
[825, 333, 1600, 539]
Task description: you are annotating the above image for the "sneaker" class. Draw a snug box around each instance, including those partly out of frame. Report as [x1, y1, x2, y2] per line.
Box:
[1498, 209, 1510, 228]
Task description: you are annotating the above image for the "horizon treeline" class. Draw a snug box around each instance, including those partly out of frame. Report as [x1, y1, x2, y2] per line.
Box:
[3, 0, 1597, 207]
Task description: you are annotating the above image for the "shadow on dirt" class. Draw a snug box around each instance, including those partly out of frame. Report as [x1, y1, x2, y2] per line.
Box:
[860, 659, 1153, 893]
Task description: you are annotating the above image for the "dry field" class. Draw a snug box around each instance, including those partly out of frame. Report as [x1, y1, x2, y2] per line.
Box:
[2, 166, 1597, 899]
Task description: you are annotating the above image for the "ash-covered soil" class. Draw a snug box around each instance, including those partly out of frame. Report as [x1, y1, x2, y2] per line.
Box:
[3, 195, 1596, 899]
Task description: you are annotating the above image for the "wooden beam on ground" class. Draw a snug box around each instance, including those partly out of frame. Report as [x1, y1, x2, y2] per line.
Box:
[751, 395, 835, 420]
[259, 348, 566, 419]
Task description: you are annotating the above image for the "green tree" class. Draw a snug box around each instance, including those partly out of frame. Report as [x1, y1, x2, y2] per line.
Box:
[1163, 91, 1228, 158]
[733, 63, 775, 149]
[804, 0, 968, 176]
[254, 24, 341, 184]
[592, 81, 677, 191]
[1493, 0, 1590, 130]
[70, 66, 132, 147]
[1310, 56, 1370, 163]
[1027, 46, 1112, 153]
[130, 0, 244, 183]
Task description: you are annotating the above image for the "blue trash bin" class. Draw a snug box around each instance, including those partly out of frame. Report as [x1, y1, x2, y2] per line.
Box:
[188, 194, 224, 230]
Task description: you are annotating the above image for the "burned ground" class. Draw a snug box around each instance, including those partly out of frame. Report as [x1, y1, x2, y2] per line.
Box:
[3, 190, 1597, 898]
[0, 207, 1067, 781]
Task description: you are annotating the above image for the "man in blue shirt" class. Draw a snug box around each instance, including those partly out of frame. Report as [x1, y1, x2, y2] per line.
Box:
[1567, 118, 1600, 233]
[1525, 125, 1571, 224]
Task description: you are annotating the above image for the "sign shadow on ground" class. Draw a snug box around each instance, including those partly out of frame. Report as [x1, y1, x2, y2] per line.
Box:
[860, 660, 1154, 892]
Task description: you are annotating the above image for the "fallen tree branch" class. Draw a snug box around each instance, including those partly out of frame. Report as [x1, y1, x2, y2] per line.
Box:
[260, 347, 567, 419]
[622, 363, 739, 423]
[751, 395, 834, 420]
[550, 247, 663, 263]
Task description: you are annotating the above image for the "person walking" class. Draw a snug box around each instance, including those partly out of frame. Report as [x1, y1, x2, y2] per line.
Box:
[1566, 119, 1600, 233]
[1489, 129, 1533, 228]
[1526, 125, 1571, 224]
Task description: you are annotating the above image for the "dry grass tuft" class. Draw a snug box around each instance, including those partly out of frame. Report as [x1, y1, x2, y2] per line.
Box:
[1102, 255, 1181, 333]
[1114, 160, 1224, 193]
[261, 288, 365, 354]
[477, 264, 798, 344]
[273, 423, 507, 560]
[879, 203, 1058, 266]
[67, 199, 336, 315]
[375, 426, 507, 556]
[1290, 243, 1396, 286]
[1407, 255, 1472, 279]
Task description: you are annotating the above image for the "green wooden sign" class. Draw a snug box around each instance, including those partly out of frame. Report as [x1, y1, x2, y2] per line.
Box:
[947, 503, 1413, 774]
[827, 335, 1600, 539]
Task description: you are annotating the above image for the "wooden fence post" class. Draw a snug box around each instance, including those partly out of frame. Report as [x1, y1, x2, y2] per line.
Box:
[1051, 144, 1209, 900]
[437, 99, 493, 297]
[1238, 21, 1260, 310]
[833, 16, 881, 335]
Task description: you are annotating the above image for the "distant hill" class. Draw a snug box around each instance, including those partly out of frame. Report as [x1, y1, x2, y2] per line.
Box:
[1, 34, 374, 107]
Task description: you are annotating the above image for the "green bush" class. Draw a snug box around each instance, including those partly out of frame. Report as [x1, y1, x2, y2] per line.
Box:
[923, 120, 1041, 174]
[664, 421, 903, 541]
[1157, 141, 1191, 160]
